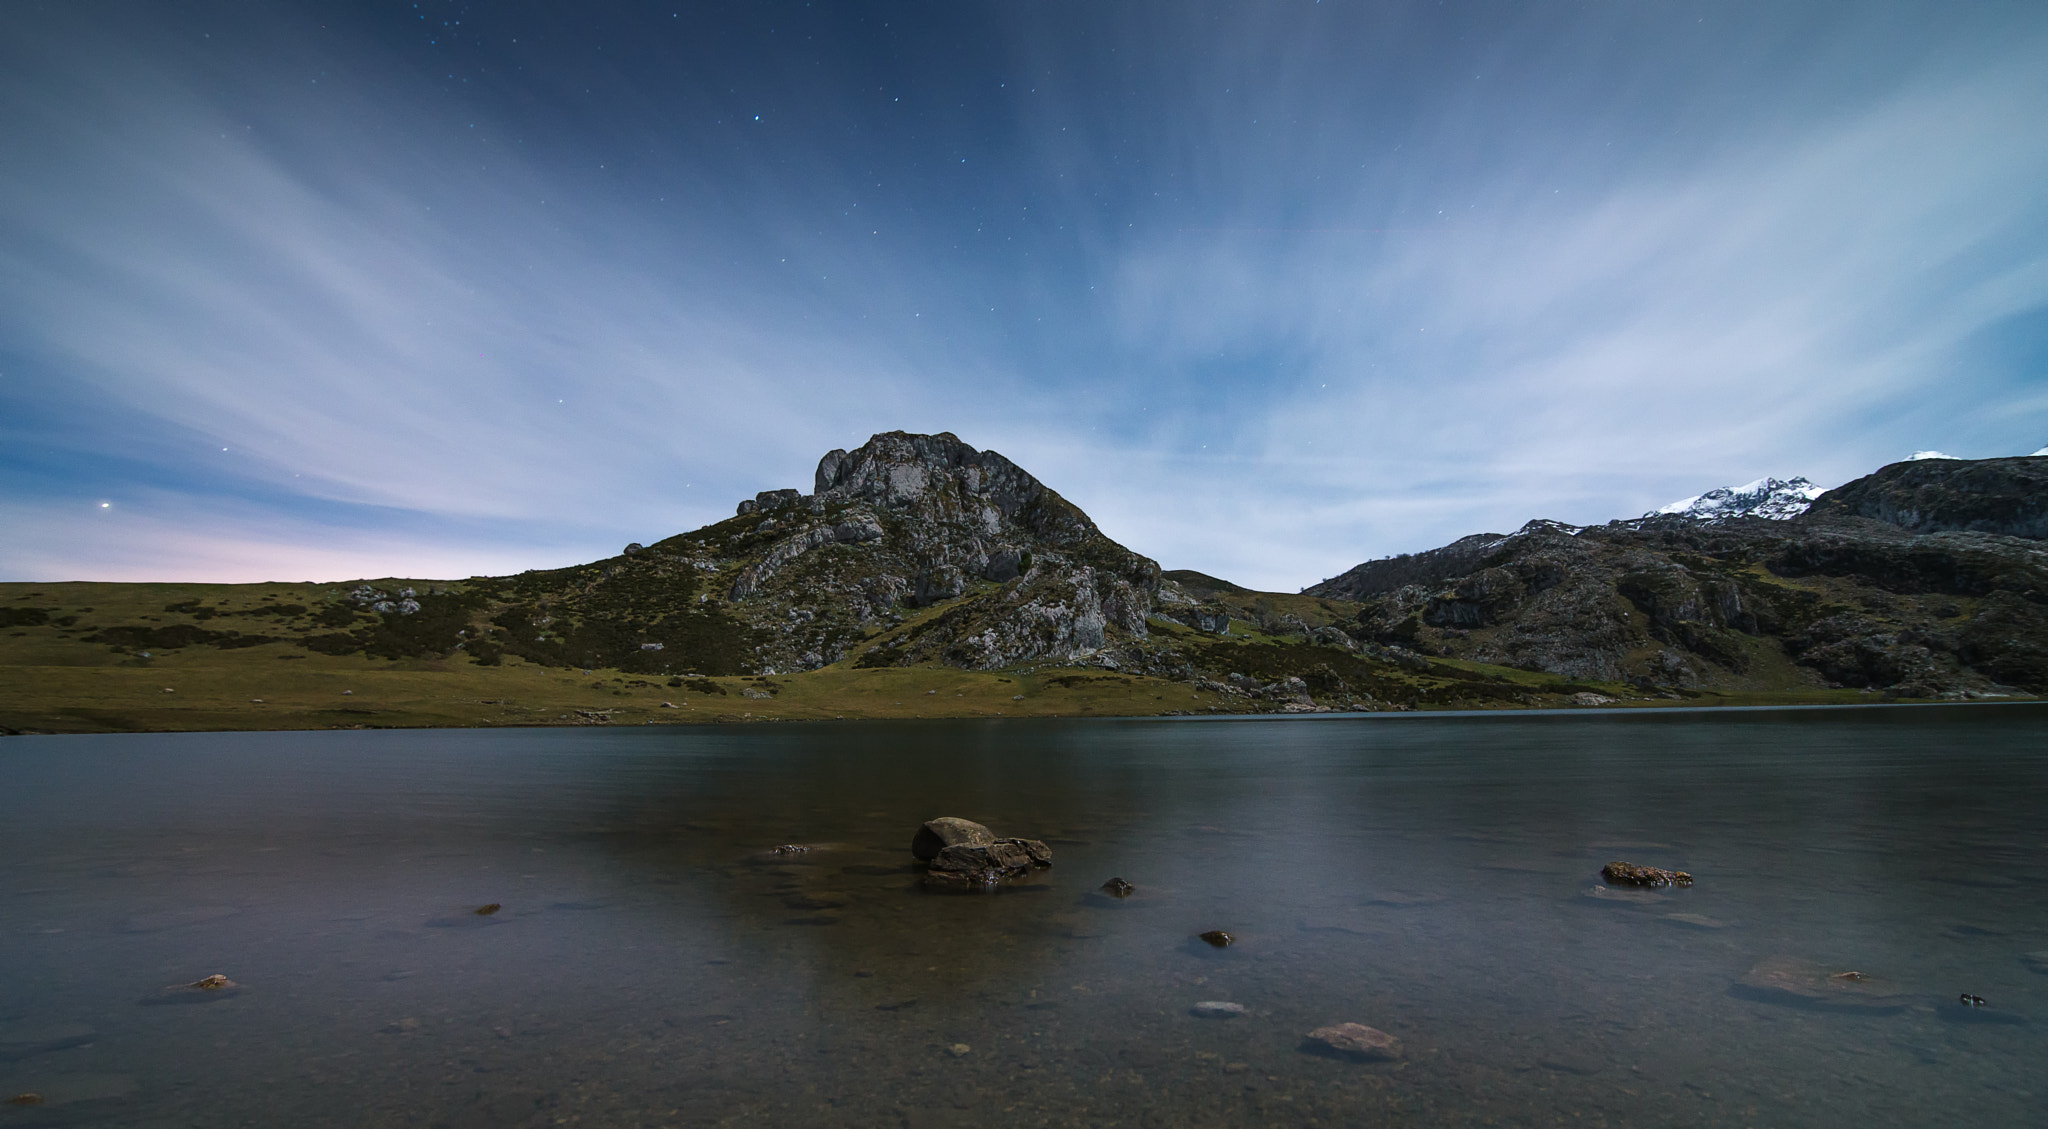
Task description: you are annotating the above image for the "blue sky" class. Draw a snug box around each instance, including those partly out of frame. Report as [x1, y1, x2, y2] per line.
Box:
[4, 1, 2046, 588]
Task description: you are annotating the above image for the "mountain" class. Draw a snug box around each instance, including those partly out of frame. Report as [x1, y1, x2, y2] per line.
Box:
[1306, 456, 2048, 698]
[10, 433, 2045, 735]
[432, 431, 1163, 677]
[1652, 476, 1824, 522]
[693, 430, 1161, 671]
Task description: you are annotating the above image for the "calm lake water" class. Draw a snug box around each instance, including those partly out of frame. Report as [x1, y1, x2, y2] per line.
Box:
[2, 706, 2045, 1127]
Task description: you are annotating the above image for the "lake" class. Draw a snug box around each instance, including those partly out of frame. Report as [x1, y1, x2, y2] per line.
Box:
[2, 705, 2045, 1127]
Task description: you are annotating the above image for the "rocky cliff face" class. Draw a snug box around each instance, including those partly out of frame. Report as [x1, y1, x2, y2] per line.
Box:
[1310, 457, 2048, 698]
[659, 431, 1162, 672]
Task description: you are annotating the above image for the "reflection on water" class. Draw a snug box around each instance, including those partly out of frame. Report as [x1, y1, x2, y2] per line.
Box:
[2, 706, 2045, 1127]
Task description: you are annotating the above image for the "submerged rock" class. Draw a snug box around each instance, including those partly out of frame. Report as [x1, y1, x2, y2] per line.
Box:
[1304, 1022, 1400, 1061]
[1579, 885, 1668, 906]
[0, 1022, 96, 1062]
[1101, 877, 1135, 897]
[1733, 956, 1907, 1011]
[1191, 1001, 1245, 1018]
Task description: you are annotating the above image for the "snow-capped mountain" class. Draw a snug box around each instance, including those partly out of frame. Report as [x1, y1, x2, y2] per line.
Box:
[1652, 476, 1825, 523]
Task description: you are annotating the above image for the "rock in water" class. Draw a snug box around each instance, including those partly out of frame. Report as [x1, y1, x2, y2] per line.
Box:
[1304, 1023, 1400, 1061]
[143, 974, 242, 1005]
[1191, 1001, 1245, 1018]
[1602, 861, 1693, 887]
[913, 818, 1052, 887]
[1101, 877, 1135, 897]
[998, 837, 1054, 865]
[1198, 930, 1234, 948]
[912, 817, 996, 861]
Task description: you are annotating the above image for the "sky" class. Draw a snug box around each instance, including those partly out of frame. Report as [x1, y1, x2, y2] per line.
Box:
[4, 0, 2047, 591]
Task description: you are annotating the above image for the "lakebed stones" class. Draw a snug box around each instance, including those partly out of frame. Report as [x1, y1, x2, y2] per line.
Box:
[913, 816, 1052, 888]
[1733, 956, 1907, 1011]
[1602, 861, 1693, 888]
[1304, 1022, 1400, 1061]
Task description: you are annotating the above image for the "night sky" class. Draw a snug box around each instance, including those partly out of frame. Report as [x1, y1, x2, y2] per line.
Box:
[5, 1, 2046, 588]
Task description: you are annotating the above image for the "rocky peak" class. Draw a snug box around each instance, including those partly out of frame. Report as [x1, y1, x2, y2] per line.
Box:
[687, 431, 1161, 672]
[1652, 476, 1824, 523]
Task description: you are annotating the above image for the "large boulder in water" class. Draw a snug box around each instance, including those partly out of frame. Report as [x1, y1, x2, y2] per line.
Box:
[912, 817, 1052, 887]
[911, 817, 996, 861]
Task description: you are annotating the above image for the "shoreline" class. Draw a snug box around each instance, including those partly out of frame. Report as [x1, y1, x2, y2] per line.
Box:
[5, 687, 2033, 738]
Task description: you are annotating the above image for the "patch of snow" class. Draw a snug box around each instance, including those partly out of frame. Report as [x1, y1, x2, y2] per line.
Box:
[1649, 476, 1824, 523]
[1908, 450, 1962, 460]
[2031, 445, 2048, 457]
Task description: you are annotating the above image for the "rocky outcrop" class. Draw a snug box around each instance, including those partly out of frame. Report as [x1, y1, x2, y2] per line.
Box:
[1806, 456, 2048, 539]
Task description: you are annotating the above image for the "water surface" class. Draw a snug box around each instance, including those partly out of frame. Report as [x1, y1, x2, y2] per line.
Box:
[3, 706, 2045, 1127]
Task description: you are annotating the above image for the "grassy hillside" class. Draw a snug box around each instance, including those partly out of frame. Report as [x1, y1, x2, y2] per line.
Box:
[0, 579, 1889, 734]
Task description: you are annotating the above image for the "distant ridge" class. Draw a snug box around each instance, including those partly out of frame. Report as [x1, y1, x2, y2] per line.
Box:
[1305, 453, 2048, 698]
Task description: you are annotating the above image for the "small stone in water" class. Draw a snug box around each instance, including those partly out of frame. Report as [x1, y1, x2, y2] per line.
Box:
[1305, 1022, 1400, 1061]
[772, 844, 810, 855]
[947, 1043, 972, 1057]
[1198, 930, 1234, 948]
[1191, 1001, 1245, 1018]
[1101, 877, 1135, 897]
[474, 903, 501, 916]
[8, 1094, 44, 1106]
[190, 974, 235, 990]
